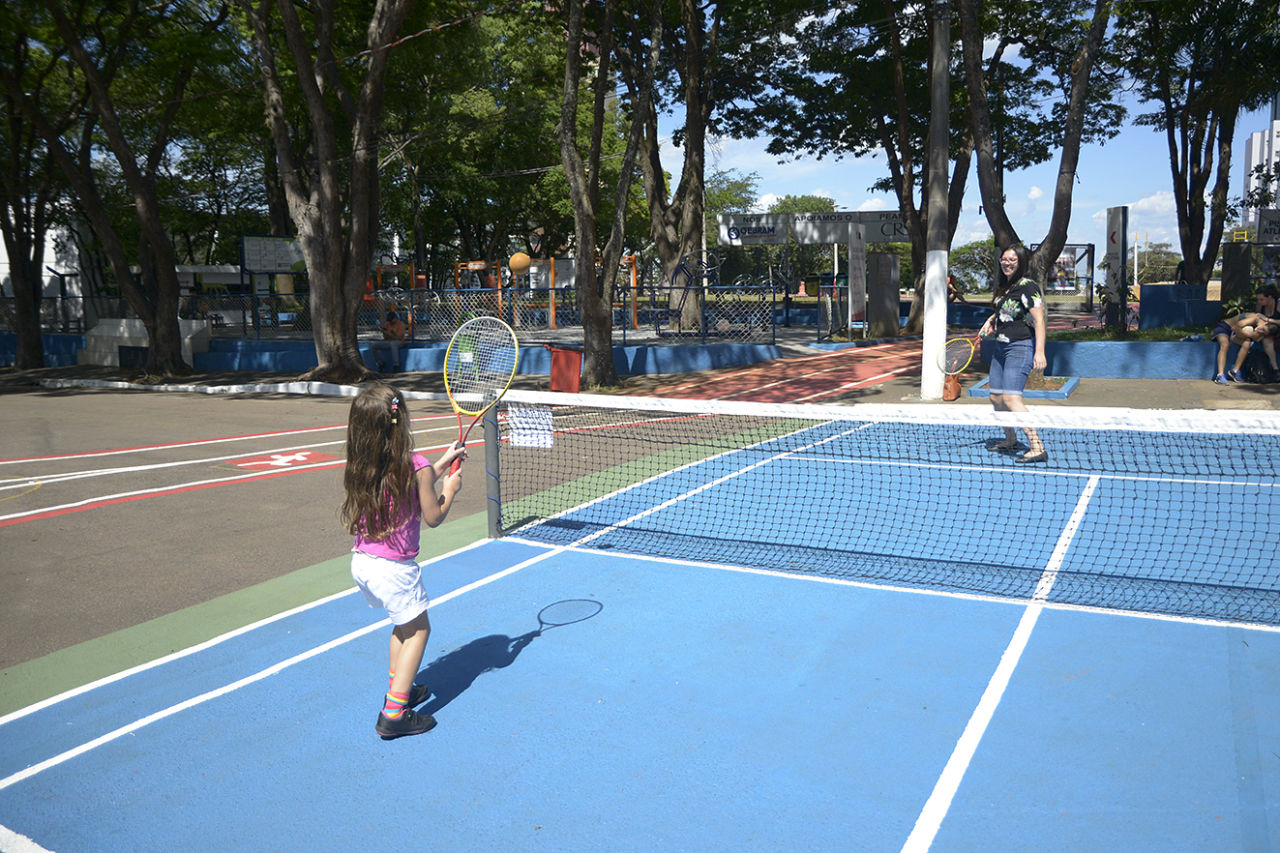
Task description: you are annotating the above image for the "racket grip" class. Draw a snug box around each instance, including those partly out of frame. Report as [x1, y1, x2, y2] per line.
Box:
[448, 458, 461, 475]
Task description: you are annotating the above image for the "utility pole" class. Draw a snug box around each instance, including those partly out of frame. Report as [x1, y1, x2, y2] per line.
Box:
[922, 0, 950, 399]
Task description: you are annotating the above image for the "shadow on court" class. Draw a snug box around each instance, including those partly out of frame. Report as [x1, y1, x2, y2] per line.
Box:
[418, 598, 605, 716]
[418, 632, 537, 715]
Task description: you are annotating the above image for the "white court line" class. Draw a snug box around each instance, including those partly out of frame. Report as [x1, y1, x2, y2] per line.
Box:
[900, 475, 1101, 853]
[507, 537, 1280, 634]
[0, 414, 452, 467]
[0, 459, 352, 524]
[0, 432, 463, 524]
[788, 363, 917, 403]
[712, 351, 909, 401]
[0, 420, 455, 490]
[0, 423, 347, 466]
[0, 538, 481, 727]
[662, 343, 901, 393]
[0, 542, 562, 794]
[0, 823, 52, 853]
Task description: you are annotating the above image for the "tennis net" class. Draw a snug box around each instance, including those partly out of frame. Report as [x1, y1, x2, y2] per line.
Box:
[486, 390, 1280, 626]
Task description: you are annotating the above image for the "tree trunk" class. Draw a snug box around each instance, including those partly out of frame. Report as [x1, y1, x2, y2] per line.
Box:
[239, 0, 411, 384]
[960, 0, 1112, 282]
[629, 0, 710, 336]
[7, 246, 46, 369]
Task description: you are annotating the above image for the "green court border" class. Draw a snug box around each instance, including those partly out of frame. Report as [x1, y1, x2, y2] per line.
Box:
[0, 512, 489, 718]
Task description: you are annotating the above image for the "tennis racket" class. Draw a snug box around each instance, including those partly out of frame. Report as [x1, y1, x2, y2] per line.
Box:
[443, 316, 519, 474]
[536, 599, 603, 635]
[938, 334, 983, 375]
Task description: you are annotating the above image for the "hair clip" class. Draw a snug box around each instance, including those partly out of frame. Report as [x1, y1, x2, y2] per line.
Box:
[390, 398, 400, 425]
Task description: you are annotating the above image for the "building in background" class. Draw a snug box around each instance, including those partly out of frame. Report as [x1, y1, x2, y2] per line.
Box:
[1243, 95, 1280, 231]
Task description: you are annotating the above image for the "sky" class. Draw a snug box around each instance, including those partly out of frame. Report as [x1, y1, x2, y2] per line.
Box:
[701, 99, 1275, 263]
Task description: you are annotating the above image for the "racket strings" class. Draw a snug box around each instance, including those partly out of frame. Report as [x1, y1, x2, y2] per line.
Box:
[445, 320, 519, 411]
[942, 339, 975, 374]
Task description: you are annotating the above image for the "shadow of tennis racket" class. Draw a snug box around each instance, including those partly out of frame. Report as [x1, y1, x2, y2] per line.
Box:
[535, 598, 604, 636]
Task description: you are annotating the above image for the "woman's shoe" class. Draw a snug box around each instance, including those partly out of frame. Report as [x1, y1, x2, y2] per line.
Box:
[1015, 450, 1048, 464]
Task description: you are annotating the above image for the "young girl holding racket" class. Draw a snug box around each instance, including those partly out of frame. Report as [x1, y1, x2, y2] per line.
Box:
[980, 244, 1048, 463]
[341, 382, 467, 739]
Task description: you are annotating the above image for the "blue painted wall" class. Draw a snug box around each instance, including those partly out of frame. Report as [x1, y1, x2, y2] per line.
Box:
[973, 339, 1218, 380]
[0, 333, 85, 367]
[1, 330, 1227, 380]
[1138, 284, 1220, 330]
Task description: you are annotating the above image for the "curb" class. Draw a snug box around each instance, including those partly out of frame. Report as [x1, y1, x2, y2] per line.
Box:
[966, 376, 1080, 400]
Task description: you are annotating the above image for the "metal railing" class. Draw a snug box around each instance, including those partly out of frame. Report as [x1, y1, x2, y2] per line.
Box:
[0, 296, 94, 334]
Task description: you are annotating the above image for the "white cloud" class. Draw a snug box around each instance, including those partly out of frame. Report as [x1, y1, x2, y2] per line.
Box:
[1128, 190, 1175, 216]
[857, 197, 890, 212]
[1087, 191, 1179, 248]
[1027, 186, 1044, 201]
[956, 220, 995, 245]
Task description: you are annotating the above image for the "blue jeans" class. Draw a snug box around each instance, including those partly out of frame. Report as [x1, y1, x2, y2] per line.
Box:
[988, 338, 1034, 396]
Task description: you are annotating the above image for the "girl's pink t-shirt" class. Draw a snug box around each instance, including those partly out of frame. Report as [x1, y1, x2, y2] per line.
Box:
[352, 453, 430, 561]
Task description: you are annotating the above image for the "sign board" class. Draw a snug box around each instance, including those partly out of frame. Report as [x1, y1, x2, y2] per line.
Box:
[1259, 209, 1280, 244]
[852, 211, 908, 243]
[1105, 206, 1128, 297]
[717, 214, 791, 245]
[717, 211, 906, 245]
[241, 236, 306, 274]
[845, 225, 868, 327]
[791, 212, 861, 243]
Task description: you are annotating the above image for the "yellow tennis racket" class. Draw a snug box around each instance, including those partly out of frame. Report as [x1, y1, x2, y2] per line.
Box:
[939, 334, 983, 375]
[443, 317, 519, 473]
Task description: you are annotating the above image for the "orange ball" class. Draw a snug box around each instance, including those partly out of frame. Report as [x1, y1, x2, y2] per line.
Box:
[509, 251, 532, 274]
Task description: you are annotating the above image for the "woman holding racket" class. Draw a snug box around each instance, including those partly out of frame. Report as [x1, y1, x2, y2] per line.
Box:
[981, 244, 1048, 463]
[341, 382, 467, 739]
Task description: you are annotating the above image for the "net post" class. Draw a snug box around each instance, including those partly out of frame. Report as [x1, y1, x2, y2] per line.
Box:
[484, 404, 502, 538]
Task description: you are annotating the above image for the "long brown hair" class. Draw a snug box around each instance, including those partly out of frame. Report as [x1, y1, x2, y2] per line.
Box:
[994, 243, 1032, 301]
[341, 382, 416, 540]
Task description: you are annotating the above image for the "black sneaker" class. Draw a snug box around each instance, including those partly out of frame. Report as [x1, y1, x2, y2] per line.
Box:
[376, 709, 437, 740]
[407, 683, 430, 707]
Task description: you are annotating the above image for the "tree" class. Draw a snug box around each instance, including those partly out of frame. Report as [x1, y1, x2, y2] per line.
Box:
[959, 0, 1120, 286]
[704, 167, 759, 281]
[557, 0, 662, 387]
[1114, 0, 1280, 291]
[0, 3, 76, 369]
[949, 236, 997, 293]
[1, 0, 233, 376]
[719, 2, 975, 334]
[704, 168, 759, 238]
[618, 0, 720, 332]
[376, 5, 574, 281]
[237, 0, 413, 383]
[769, 194, 837, 281]
[1134, 240, 1180, 286]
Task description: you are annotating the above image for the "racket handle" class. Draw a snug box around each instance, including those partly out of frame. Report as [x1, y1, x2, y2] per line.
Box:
[448, 441, 464, 475]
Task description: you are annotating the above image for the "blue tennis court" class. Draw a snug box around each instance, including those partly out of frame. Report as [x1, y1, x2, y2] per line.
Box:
[3, 394, 1280, 851]
[2, 537, 1279, 851]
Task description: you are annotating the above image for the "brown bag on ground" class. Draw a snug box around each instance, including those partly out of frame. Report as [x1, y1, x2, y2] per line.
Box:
[943, 373, 961, 401]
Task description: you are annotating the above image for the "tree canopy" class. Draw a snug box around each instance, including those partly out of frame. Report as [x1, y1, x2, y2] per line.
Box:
[5, 0, 1280, 372]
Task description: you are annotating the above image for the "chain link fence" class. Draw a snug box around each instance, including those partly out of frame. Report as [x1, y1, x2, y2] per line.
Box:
[3, 280, 781, 347]
[642, 255, 779, 345]
[0, 296, 93, 334]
